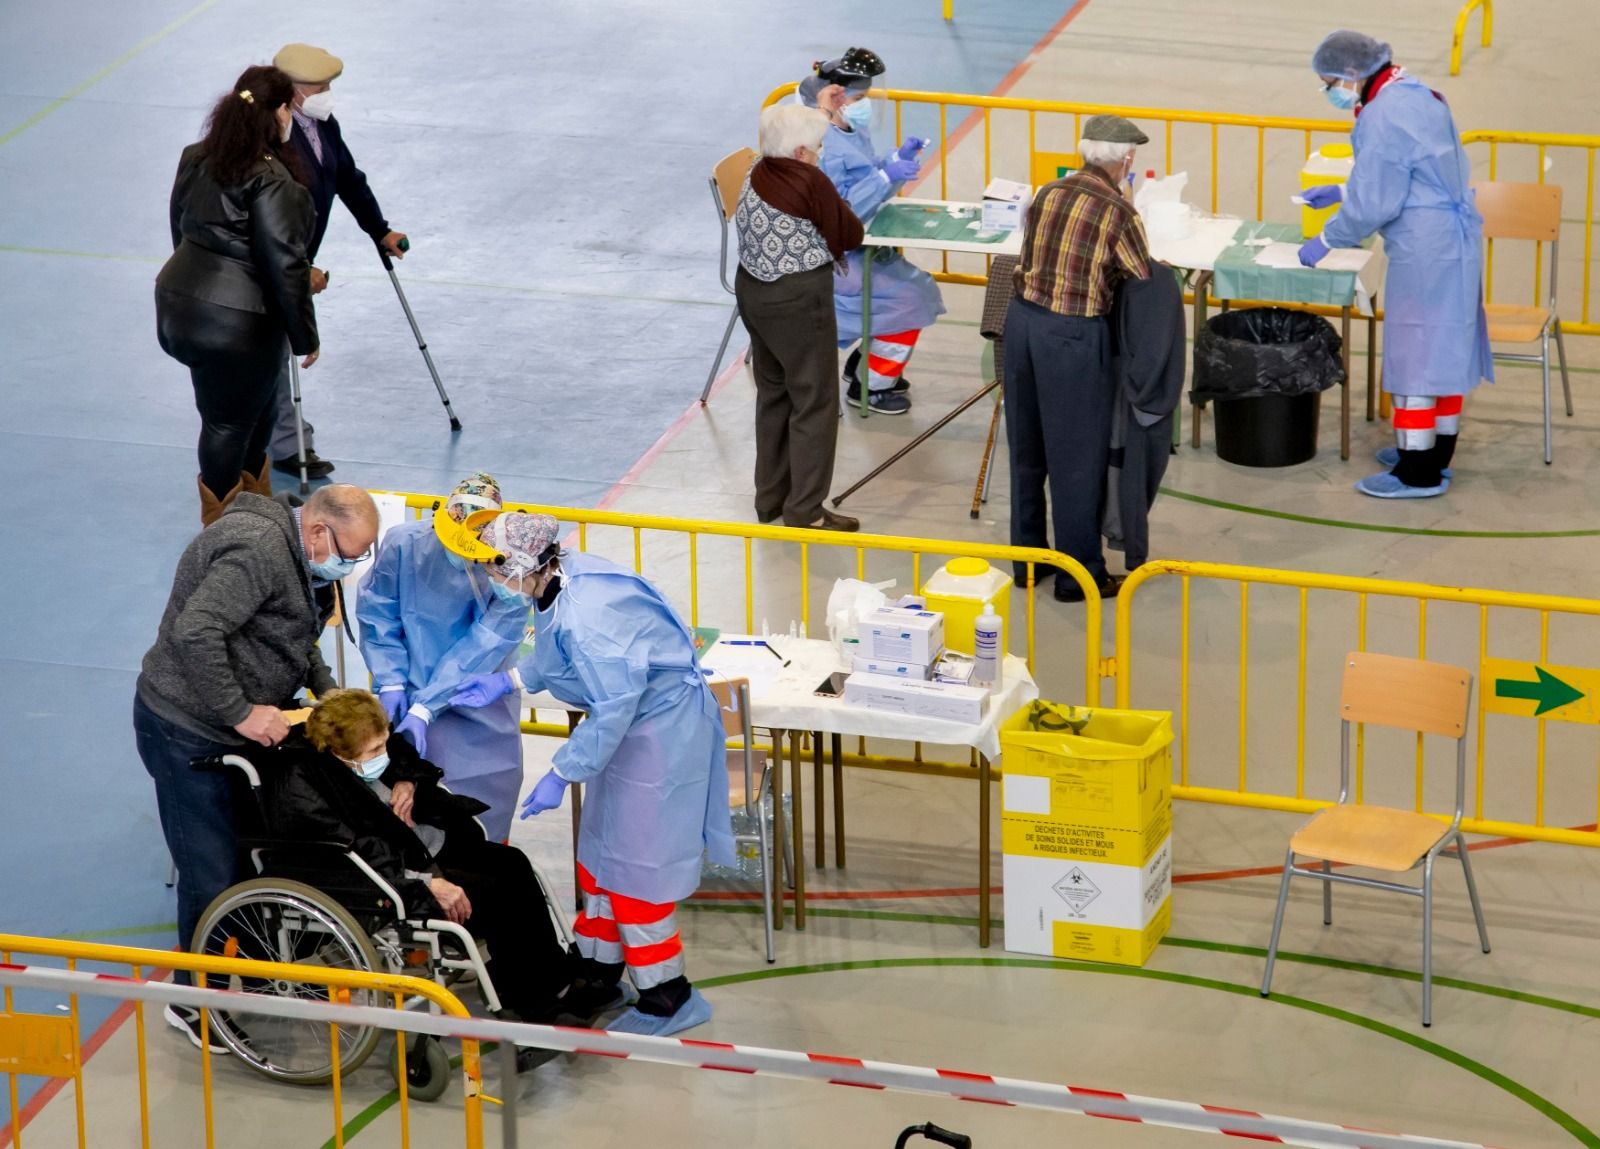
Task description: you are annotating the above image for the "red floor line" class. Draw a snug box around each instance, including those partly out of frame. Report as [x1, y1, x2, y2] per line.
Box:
[902, 0, 1095, 198]
[0, 964, 171, 1149]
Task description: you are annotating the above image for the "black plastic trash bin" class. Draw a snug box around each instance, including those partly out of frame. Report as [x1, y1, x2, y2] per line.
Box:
[1191, 308, 1344, 468]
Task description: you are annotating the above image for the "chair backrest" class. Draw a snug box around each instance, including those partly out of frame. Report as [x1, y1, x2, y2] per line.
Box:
[1472, 180, 1562, 243]
[1339, 651, 1472, 738]
[709, 676, 753, 737]
[712, 148, 758, 222]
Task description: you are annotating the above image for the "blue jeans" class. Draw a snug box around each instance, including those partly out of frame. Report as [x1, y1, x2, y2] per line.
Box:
[133, 694, 241, 984]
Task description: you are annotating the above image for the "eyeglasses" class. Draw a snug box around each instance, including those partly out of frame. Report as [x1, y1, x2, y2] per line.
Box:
[323, 524, 373, 564]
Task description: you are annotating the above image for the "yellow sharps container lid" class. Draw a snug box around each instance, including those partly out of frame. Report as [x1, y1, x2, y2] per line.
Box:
[947, 557, 990, 578]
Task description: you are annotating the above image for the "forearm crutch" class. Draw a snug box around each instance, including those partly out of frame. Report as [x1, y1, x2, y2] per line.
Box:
[379, 239, 462, 431]
[289, 354, 311, 495]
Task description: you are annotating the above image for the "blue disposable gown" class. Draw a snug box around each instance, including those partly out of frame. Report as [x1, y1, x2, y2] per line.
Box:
[821, 121, 946, 344]
[513, 552, 734, 905]
[1323, 76, 1493, 397]
[356, 520, 530, 841]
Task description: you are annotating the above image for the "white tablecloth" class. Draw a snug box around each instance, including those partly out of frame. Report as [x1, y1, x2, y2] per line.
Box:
[701, 636, 1038, 761]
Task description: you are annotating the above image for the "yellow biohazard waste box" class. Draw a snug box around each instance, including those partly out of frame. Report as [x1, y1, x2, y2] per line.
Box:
[999, 701, 1173, 966]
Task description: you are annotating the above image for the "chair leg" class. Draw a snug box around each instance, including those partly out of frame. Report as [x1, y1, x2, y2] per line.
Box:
[699, 307, 741, 405]
[1321, 859, 1332, 925]
[1541, 328, 1554, 465]
[758, 794, 775, 963]
[781, 796, 795, 889]
[1554, 318, 1573, 417]
[1455, 833, 1491, 954]
[1260, 847, 1297, 997]
[1421, 855, 1436, 1027]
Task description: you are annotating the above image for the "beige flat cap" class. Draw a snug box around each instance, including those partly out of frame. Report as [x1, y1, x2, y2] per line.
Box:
[274, 43, 343, 84]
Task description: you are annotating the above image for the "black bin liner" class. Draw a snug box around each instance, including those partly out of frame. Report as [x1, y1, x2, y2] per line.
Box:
[1191, 308, 1345, 468]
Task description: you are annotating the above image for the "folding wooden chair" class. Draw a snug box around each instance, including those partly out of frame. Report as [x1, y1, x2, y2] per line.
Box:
[700, 147, 758, 404]
[1260, 651, 1490, 1026]
[709, 676, 778, 962]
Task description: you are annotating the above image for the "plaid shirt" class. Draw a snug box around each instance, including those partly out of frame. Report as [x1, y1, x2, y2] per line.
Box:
[1014, 165, 1151, 317]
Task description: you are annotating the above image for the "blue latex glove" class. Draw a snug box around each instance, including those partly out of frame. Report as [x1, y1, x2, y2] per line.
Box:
[883, 157, 920, 183]
[1300, 184, 1343, 210]
[451, 671, 515, 709]
[1298, 235, 1330, 268]
[378, 688, 408, 724]
[519, 769, 570, 819]
[895, 136, 928, 161]
[394, 713, 429, 757]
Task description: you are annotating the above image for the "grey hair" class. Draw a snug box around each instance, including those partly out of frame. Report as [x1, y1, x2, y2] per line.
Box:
[1080, 139, 1136, 169]
[760, 104, 830, 159]
[304, 484, 379, 531]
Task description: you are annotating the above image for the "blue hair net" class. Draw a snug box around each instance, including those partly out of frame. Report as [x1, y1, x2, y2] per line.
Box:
[1311, 30, 1392, 80]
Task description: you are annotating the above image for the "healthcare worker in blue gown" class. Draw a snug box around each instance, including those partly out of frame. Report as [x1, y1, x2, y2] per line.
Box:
[450, 512, 735, 1037]
[355, 473, 529, 842]
[799, 47, 945, 415]
[1299, 30, 1493, 500]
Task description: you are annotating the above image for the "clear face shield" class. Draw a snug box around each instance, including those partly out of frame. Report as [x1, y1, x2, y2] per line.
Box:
[433, 504, 507, 608]
[836, 83, 890, 142]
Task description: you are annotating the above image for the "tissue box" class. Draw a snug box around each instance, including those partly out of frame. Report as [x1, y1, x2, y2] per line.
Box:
[981, 178, 1031, 232]
[853, 655, 931, 680]
[859, 607, 944, 666]
[844, 672, 989, 723]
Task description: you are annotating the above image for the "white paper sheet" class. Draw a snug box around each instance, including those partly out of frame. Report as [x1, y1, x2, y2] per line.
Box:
[1255, 242, 1373, 274]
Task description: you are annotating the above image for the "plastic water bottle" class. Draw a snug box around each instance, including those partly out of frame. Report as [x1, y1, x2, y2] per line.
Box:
[973, 603, 1003, 691]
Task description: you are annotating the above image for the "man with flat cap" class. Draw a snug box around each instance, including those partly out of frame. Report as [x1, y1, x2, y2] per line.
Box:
[266, 42, 409, 481]
[1003, 113, 1153, 604]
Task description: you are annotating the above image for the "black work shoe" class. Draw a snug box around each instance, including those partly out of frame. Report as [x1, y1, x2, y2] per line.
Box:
[1053, 575, 1125, 603]
[515, 1045, 562, 1073]
[792, 509, 859, 533]
[756, 509, 782, 524]
[164, 1005, 232, 1054]
[272, 451, 335, 479]
[844, 376, 911, 403]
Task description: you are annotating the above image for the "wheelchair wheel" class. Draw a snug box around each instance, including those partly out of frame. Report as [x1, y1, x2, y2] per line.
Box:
[191, 877, 385, 1085]
[391, 1033, 452, 1102]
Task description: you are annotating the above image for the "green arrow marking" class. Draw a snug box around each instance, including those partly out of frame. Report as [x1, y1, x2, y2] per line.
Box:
[1495, 666, 1585, 716]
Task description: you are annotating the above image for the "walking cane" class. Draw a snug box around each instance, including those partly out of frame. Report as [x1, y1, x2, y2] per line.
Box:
[289, 354, 311, 495]
[379, 237, 463, 431]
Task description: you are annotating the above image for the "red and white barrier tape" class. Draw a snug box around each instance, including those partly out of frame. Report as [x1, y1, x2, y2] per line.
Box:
[0, 962, 1507, 1149]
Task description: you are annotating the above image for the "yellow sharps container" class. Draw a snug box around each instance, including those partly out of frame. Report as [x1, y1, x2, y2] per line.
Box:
[922, 557, 1011, 655]
[1300, 143, 1354, 238]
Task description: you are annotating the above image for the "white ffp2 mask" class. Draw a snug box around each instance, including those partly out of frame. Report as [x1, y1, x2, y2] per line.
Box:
[300, 91, 335, 121]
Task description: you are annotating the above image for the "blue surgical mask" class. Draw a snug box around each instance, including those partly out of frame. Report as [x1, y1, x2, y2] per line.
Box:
[491, 579, 531, 605]
[309, 553, 360, 582]
[1325, 84, 1358, 111]
[841, 100, 873, 131]
[444, 549, 467, 572]
[355, 753, 389, 781]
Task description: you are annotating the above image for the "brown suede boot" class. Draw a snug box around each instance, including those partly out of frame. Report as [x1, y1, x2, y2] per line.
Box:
[198, 475, 244, 526]
[239, 459, 273, 496]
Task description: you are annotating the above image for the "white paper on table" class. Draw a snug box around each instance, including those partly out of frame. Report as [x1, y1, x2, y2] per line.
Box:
[1147, 217, 1241, 271]
[1314, 247, 1372, 272]
[1254, 242, 1308, 270]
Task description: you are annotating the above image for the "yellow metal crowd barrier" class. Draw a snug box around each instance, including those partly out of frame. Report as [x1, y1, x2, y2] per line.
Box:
[0, 934, 483, 1149]
[1450, 0, 1494, 76]
[1112, 560, 1600, 850]
[760, 84, 1600, 335]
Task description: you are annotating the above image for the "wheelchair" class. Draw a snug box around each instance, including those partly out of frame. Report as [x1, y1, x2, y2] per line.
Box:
[190, 753, 572, 1101]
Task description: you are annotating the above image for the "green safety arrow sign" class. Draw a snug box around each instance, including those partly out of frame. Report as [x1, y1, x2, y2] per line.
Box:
[1481, 658, 1600, 724]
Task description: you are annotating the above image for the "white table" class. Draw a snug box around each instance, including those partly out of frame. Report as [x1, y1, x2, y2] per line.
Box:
[701, 635, 1039, 946]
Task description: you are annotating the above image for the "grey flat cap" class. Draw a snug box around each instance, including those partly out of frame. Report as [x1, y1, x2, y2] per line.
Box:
[1081, 114, 1149, 145]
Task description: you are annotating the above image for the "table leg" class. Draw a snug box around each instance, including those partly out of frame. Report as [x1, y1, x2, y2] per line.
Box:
[859, 253, 873, 418]
[567, 711, 583, 913]
[979, 754, 992, 949]
[812, 732, 825, 870]
[770, 728, 785, 931]
[1365, 312, 1378, 422]
[1190, 271, 1212, 449]
[1340, 305, 1352, 460]
[831, 733, 845, 868]
[790, 732, 806, 929]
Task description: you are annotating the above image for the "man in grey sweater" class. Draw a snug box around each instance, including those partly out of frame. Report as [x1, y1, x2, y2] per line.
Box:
[133, 484, 378, 1049]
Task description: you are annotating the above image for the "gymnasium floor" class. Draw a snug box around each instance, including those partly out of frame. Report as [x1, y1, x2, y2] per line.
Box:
[3, 1, 1599, 1146]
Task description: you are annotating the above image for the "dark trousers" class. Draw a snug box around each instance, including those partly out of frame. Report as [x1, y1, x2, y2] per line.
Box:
[1002, 299, 1113, 583]
[156, 287, 286, 493]
[435, 836, 574, 1021]
[133, 693, 241, 984]
[736, 264, 841, 526]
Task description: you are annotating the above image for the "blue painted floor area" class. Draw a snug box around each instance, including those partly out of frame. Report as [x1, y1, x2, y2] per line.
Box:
[0, 0, 1076, 1125]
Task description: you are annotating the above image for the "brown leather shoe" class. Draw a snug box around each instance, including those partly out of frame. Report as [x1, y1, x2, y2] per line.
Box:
[198, 476, 244, 527]
[797, 509, 859, 533]
[1052, 574, 1125, 603]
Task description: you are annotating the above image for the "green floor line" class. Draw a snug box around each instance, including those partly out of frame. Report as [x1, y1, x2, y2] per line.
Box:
[0, 0, 224, 147]
[695, 956, 1597, 1147]
[56, 921, 179, 942]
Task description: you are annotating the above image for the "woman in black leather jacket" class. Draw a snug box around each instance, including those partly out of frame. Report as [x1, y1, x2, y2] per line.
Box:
[156, 65, 320, 524]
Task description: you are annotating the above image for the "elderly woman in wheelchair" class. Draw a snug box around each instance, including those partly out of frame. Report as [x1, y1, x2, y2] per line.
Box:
[191, 689, 589, 1091]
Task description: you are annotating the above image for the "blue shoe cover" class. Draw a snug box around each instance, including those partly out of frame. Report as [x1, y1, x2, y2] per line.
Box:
[1355, 471, 1450, 499]
[605, 989, 712, 1036]
[1376, 445, 1451, 477]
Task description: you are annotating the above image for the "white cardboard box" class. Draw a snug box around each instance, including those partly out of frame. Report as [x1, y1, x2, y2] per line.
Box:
[859, 606, 944, 666]
[981, 178, 1032, 232]
[843, 671, 988, 723]
[852, 655, 931, 680]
